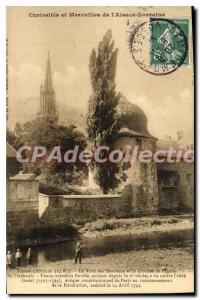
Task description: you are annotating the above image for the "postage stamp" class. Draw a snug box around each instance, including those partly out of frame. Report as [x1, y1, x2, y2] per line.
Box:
[129, 18, 189, 75]
[150, 19, 189, 66]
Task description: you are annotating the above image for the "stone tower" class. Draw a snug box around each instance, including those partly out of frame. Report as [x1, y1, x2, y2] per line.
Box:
[115, 96, 159, 216]
[40, 52, 58, 123]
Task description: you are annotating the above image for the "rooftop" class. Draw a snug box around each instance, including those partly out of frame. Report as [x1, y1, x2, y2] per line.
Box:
[10, 173, 37, 181]
[117, 96, 156, 139]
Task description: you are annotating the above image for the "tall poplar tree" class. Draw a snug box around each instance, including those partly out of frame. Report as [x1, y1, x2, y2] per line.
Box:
[87, 30, 121, 193]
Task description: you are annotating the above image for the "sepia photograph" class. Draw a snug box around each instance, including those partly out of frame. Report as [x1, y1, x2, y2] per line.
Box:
[6, 6, 194, 294]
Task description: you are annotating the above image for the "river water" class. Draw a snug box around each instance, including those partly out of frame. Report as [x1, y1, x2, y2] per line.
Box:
[27, 229, 193, 265]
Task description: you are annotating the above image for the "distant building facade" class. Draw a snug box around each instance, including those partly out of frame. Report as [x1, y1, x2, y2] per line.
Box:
[156, 139, 194, 213]
[39, 53, 58, 123]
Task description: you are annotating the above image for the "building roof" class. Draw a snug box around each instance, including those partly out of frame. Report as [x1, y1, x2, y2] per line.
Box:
[7, 143, 17, 158]
[156, 139, 179, 150]
[156, 139, 185, 159]
[10, 173, 37, 181]
[117, 96, 156, 139]
[118, 127, 156, 139]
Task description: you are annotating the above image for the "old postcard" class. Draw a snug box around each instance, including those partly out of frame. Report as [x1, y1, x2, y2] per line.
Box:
[6, 6, 194, 294]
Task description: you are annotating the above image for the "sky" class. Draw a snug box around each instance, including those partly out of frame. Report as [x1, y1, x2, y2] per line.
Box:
[7, 6, 194, 144]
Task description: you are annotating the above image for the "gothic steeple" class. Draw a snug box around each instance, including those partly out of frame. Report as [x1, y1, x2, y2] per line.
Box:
[40, 52, 58, 123]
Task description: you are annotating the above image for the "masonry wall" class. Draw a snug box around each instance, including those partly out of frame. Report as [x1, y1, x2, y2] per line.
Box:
[39, 193, 132, 224]
[7, 179, 39, 230]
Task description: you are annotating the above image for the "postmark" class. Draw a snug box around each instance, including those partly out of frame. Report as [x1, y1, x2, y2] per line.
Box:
[129, 18, 189, 75]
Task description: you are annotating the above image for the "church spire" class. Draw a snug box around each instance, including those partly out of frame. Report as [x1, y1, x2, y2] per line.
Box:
[39, 52, 58, 123]
[44, 51, 52, 91]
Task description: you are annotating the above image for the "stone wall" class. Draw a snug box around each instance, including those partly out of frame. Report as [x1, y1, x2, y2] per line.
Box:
[7, 176, 39, 230]
[39, 193, 132, 224]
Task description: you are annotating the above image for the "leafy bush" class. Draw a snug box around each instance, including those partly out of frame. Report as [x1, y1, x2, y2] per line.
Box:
[39, 183, 73, 195]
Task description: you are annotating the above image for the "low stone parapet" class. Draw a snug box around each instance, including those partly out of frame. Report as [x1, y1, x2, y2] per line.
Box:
[38, 193, 132, 224]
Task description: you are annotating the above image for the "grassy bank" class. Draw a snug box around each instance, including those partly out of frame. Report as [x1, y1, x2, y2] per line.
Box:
[7, 214, 193, 249]
[80, 214, 194, 238]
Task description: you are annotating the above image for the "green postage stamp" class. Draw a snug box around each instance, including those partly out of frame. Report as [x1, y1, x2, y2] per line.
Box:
[150, 19, 189, 66]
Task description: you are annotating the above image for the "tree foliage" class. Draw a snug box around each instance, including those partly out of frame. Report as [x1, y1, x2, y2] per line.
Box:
[87, 30, 121, 193]
[7, 127, 23, 150]
[12, 116, 87, 186]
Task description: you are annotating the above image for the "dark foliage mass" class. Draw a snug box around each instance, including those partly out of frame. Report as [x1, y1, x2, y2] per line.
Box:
[87, 30, 121, 193]
[9, 116, 88, 187]
[15, 223, 78, 240]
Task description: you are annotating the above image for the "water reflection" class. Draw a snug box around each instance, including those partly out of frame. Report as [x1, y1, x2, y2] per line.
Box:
[31, 229, 193, 265]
